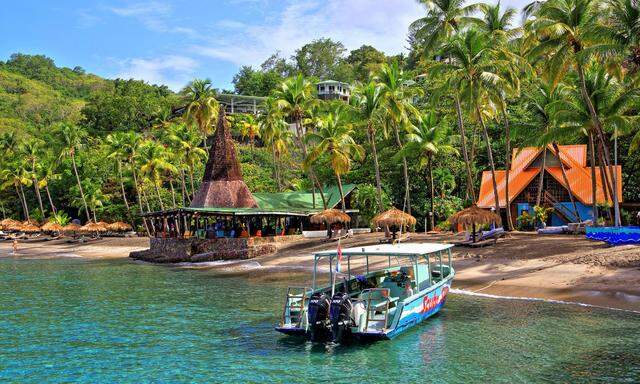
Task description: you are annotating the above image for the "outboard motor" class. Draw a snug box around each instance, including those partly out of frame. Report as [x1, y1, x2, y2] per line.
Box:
[307, 292, 331, 341]
[329, 292, 353, 343]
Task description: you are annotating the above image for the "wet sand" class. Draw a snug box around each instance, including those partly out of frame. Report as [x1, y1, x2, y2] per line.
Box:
[1, 233, 639, 312]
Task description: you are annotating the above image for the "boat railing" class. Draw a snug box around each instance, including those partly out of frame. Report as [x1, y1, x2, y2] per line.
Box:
[356, 288, 392, 332]
[281, 286, 310, 328]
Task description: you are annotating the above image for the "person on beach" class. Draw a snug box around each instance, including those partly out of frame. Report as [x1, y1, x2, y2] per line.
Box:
[12, 239, 18, 254]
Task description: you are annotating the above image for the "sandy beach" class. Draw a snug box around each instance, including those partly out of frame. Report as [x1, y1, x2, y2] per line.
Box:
[2, 233, 639, 312]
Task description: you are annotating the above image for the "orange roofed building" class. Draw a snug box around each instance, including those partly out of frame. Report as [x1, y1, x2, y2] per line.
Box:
[477, 144, 622, 226]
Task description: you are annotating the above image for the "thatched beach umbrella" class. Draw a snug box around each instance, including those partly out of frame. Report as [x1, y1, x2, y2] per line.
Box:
[107, 221, 133, 232]
[41, 222, 64, 233]
[20, 223, 41, 233]
[310, 209, 351, 225]
[373, 208, 417, 228]
[0, 218, 21, 230]
[62, 223, 82, 234]
[80, 222, 108, 234]
[448, 204, 501, 243]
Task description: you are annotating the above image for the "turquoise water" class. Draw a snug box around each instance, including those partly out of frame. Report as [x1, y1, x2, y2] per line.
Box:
[1, 257, 639, 383]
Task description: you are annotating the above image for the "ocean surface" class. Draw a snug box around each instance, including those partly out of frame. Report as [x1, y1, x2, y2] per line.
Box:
[0, 256, 638, 383]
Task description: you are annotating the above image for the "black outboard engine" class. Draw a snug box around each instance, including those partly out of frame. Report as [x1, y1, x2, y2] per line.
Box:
[307, 292, 331, 341]
[329, 292, 353, 343]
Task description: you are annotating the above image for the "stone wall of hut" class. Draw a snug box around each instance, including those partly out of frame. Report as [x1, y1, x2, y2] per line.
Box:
[129, 235, 303, 263]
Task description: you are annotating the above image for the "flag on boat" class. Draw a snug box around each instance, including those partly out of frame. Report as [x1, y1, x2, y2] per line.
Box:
[336, 239, 342, 273]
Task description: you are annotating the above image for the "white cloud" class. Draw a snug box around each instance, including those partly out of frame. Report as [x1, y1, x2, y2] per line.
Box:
[194, 0, 425, 66]
[107, 1, 199, 37]
[114, 55, 199, 90]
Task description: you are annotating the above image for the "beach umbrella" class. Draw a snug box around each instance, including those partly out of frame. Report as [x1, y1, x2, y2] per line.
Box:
[107, 222, 133, 232]
[80, 222, 108, 234]
[448, 204, 501, 243]
[62, 223, 82, 233]
[96, 221, 109, 227]
[310, 209, 351, 225]
[372, 208, 417, 228]
[41, 222, 64, 233]
[0, 218, 21, 230]
[20, 223, 41, 233]
[5, 221, 24, 232]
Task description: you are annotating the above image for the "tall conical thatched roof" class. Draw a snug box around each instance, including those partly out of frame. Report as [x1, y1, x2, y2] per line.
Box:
[310, 209, 351, 225]
[190, 106, 258, 209]
[448, 204, 501, 227]
[373, 208, 416, 228]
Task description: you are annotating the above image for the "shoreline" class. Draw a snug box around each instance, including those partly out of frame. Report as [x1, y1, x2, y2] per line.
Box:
[1, 233, 639, 312]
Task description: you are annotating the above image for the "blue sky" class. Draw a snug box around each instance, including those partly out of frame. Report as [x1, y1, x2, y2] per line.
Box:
[0, 0, 530, 91]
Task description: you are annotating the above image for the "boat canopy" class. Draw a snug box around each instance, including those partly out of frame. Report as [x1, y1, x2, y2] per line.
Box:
[314, 243, 454, 258]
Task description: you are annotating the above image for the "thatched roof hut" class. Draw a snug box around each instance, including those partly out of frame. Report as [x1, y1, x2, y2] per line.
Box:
[190, 106, 258, 209]
[62, 223, 82, 233]
[448, 204, 501, 242]
[41, 222, 64, 232]
[310, 209, 351, 225]
[20, 223, 41, 233]
[373, 208, 417, 228]
[80, 222, 107, 234]
[107, 222, 133, 232]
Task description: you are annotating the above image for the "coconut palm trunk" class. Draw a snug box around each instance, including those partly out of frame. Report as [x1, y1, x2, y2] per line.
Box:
[154, 183, 165, 211]
[271, 144, 282, 191]
[392, 122, 411, 215]
[296, 117, 327, 209]
[130, 162, 150, 236]
[169, 179, 177, 208]
[553, 142, 580, 221]
[535, 147, 547, 207]
[45, 184, 56, 214]
[501, 102, 513, 230]
[588, 132, 599, 224]
[180, 169, 189, 205]
[428, 155, 435, 231]
[476, 106, 501, 215]
[32, 176, 46, 219]
[576, 63, 620, 226]
[367, 121, 385, 212]
[188, 166, 196, 198]
[117, 161, 131, 217]
[455, 96, 475, 201]
[70, 151, 91, 222]
[336, 173, 346, 212]
[16, 184, 29, 221]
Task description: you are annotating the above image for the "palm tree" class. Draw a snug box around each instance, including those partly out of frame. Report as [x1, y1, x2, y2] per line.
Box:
[105, 132, 134, 221]
[401, 112, 457, 230]
[0, 166, 31, 221]
[353, 81, 386, 214]
[58, 123, 91, 222]
[40, 154, 60, 215]
[273, 74, 327, 207]
[606, 0, 640, 75]
[304, 107, 364, 211]
[120, 131, 151, 235]
[436, 29, 506, 214]
[259, 97, 291, 191]
[411, 0, 479, 202]
[527, 0, 625, 225]
[375, 61, 420, 214]
[20, 138, 46, 219]
[410, 0, 480, 55]
[138, 141, 177, 211]
[182, 78, 219, 150]
[167, 123, 207, 199]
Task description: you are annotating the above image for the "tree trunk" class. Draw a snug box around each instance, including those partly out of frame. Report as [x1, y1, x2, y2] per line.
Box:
[271, 143, 281, 191]
[367, 121, 385, 212]
[429, 156, 435, 231]
[0, 200, 5, 220]
[336, 173, 346, 212]
[588, 132, 599, 225]
[169, 179, 177, 208]
[501, 101, 513, 231]
[576, 62, 620, 226]
[188, 167, 196, 198]
[455, 96, 475, 201]
[476, 105, 501, 216]
[117, 161, 131, 219]
[71, 152, 91, 222]
[180, 169, 189, 205]
[19, 183, 30, 221]
[92, 209, 97, 224]
[33, 177, 46, 219]
[16, 184, 29, 221]
[392, 122, 411, 214]
[45, 184, 56, 214]
[535, 147, 547, 207]
[131, 164, 151, 236]
[154, 183, 165, 211]
[553, 142, 580, 221]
